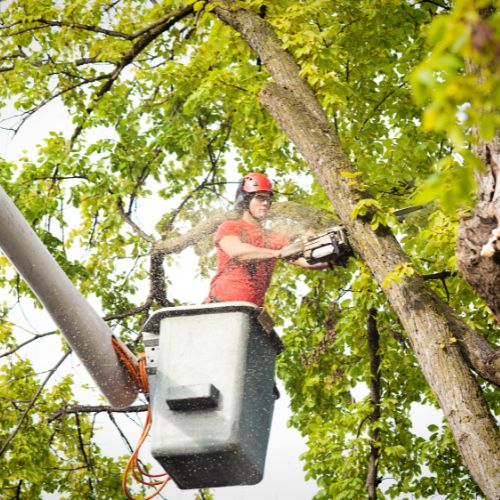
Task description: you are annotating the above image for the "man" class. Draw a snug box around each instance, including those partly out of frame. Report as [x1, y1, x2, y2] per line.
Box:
[206, 172, 330, 306]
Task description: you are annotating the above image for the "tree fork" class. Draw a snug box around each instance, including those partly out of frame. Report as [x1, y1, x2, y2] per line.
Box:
[210, 1, 500, 497]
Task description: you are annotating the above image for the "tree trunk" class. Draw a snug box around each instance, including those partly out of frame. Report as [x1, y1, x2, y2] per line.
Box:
[365, 311, 381, 500]
[458, 133, 500, 323]
[457, 0, 500, 324]
[210, 2, 500, 498]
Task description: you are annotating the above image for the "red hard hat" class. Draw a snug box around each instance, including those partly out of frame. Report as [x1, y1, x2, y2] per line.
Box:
[235, 173, 273, 209]
[240, 173, 273, 194]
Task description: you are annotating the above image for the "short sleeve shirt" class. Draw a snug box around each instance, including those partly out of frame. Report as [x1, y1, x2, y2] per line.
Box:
[207, 219, 290, 307]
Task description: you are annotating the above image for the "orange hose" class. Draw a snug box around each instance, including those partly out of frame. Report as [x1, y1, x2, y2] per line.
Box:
[111, 336, 149, 393]
[112, 336, 170, 499]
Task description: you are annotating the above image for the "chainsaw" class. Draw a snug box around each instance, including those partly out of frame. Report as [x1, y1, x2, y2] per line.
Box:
[279, 226, 353, 266]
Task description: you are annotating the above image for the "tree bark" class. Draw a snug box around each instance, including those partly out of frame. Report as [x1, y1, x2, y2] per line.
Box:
[458, 133, 500, 323]
[365, 311, 381, 500]
[210, 2, 500, 498]
[458, 7, 500, 322]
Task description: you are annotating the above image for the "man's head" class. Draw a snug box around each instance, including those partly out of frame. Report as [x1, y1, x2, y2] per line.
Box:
[235, 173, 274, 220]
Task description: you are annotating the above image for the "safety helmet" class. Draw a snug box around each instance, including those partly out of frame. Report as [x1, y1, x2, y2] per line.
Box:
[235, 173, 273, 210]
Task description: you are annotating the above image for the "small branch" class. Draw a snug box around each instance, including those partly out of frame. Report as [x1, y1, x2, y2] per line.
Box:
[116, 196, 155, 242]
[49, 404, 148, 422]
[0, 351, 70, 457]
[126, 163, 153, 216]
[74, 413, 95, 495]
[0, 331, 57, 359]
[108, 410, 153, 476]
[67, 3, 195, 149]
[108, 412, 135, 454]
[413, 0, 451, 10]
[103, 302, 152, 321]
[422, 271, 454, 281]
[10, 73, 111, 136]
[28, 18, 132, 39]
[359, 82, 406, 133]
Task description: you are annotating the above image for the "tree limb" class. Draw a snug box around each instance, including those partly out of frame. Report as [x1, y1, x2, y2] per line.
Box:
[49, 404, 148, 422]
[67, 3, 195, 149]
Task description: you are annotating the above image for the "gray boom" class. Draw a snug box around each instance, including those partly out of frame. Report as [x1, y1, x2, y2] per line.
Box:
[0, 184, 138, 408]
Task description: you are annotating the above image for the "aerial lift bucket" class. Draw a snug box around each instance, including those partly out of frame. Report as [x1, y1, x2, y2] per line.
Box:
[141, 302, 283, 489]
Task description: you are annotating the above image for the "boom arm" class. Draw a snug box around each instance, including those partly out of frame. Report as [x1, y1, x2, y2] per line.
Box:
[0, 184, 138, 408]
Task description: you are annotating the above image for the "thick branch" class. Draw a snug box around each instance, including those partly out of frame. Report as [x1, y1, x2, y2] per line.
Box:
[68, 3, 194, 148]
[153, 201, 338, 255]
[154, 208, 235, 254]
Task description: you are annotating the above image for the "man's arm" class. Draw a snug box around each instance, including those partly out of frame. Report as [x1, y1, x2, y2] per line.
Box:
[220, 236, 332, 269]
[219, 235, 280, 261]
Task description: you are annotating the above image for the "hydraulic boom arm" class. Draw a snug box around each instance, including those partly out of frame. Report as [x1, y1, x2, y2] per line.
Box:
[0, 184, 138, 408]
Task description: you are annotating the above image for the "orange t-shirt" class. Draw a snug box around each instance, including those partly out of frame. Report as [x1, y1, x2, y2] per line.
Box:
[206, 219, 290, 307]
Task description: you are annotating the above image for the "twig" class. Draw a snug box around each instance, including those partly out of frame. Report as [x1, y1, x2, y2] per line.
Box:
[0, 331, 57, 359]
[0, 351, 70, 457]
[116, 196, 155, 243]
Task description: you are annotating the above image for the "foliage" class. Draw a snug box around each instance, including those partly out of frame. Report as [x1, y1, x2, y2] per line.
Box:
[0, 342, 127, 498]
[411, 0, 499, 211]
[0, 0, 497, 498]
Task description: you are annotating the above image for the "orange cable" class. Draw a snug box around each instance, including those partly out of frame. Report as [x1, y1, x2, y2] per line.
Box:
[111, 336, 171, 499]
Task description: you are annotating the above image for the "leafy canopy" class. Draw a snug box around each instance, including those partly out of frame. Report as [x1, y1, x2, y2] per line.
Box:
[0, 0, 497, 498]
